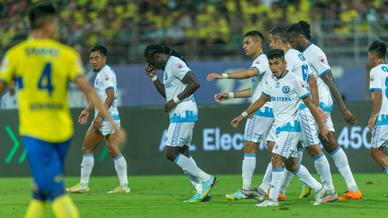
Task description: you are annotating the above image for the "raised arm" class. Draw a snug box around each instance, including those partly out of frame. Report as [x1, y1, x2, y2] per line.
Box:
[214, 88, 251, 103]
[231, 94, 270, 128]
[321, 71, 356, 125]
[145, 64, 166, 98]
[207, 68, 258, 80]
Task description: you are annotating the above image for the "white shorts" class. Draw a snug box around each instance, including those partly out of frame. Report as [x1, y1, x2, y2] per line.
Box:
[97, 121, 120, 136]
[244, 115, 273, 143]
[299, 108, 320, 147]
[166, 122, 195, 147]
[371, 125, 388, 148]
[266, 124, 276, 142]
[272, 131, 301, 158]
[322, 112, 335, 132]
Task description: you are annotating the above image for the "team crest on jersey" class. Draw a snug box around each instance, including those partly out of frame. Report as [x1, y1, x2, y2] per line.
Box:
[370, 76, 374, 81]
[177, 63, 183, 69]
[282, 86, 290, 94]
[105, 76, 109, 81]
[319, 56, 325, 63]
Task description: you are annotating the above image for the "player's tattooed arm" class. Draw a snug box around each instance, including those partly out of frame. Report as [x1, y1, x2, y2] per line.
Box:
[368, 90, 382, 130]
[214, 88, 251, 103]
[321, 71, 357, 125]
[207, 68, 258, 81]
[164, 72, 200, 113]
[231, 94, 269, 128]
[308, 75, 326, 121]
[308, 75, 319, 107]
[177, 72, 200, 100]
[145, 64, 166, 98]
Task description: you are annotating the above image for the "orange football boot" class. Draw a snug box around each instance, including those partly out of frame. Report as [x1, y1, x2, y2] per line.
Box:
[338, 191, 362, 200]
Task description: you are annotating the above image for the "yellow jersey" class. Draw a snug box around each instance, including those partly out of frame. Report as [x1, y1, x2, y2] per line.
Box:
[0, 38, 84, 142]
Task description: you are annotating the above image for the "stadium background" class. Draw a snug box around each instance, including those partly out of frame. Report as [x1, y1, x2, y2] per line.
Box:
[1, 0, 388, 176]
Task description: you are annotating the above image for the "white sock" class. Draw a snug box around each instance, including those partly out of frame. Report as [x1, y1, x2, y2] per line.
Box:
[297, 148, 304, 164]
[175, 154, 210, 182]
[185, 171, 202, 193]
[280, 170, 294, 195]
[114, 155, 128, 189]
[189, 156, 211, 182]
[330, 148, 358, 192]
[294, 165, 322, 192]
[80, 154, 94, 188]
[259, 162, 272, 192]
[242, 154, 256, 190]
[313, 154, 335, 191]
[268, 168, 284, 202]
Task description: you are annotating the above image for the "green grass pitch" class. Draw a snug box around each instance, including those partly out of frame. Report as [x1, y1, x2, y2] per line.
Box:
[1, 174, 387, 217]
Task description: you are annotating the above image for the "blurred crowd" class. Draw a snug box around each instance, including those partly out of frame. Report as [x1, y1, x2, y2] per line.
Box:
[0, 0, 387, 63]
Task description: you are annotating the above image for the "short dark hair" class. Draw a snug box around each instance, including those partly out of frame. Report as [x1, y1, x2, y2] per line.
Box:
[368, 40, 387, 59]
[287, 21, 311, 40]
[90, 45, 108, 56]
[269, 25, 289, 42]
[267, 49, 285, 60]
[244, 31, 264, 42]
[28, 3, 57, 30]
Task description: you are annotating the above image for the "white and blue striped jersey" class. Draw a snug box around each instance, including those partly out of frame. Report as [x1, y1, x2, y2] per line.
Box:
[262, 72, 310, 134]
[302, 43, 333, 113]
[369, 64, 388, 126]
[163, 56, 198, 123]
[93, 65, 120, 121]
[250, 54, 273, 118]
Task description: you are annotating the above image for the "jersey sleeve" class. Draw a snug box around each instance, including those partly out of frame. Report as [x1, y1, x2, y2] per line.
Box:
[171, 58, 191, 80]
[262, 78, 271, 97]
[311, 52, 331, 77]
[294, 78, 310, 99]
[68, 51, 85, 81]
[250, 58, 267, 75]
[101, 70, 116, 91]
[369, 68, 382, 91]
[0, 51, 16, 84]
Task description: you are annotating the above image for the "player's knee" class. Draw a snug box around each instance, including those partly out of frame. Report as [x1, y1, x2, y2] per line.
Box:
[370, 148, 380, 158]
[284, 159, 298, 172]
[34, 174, 65, 201]
[244, 141, 257, 154]
[306, 145, 322, 157]
[165, 147, 179, 162]
[81, 145, 93, 154]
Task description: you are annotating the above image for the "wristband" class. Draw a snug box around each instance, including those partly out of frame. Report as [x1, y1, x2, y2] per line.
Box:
[173, 96, 180, 103]
[222, 73, 228, 79]
[241, 111, 248, 118]
[228, 92, 235, 98]
[151, 75, 158, 82]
